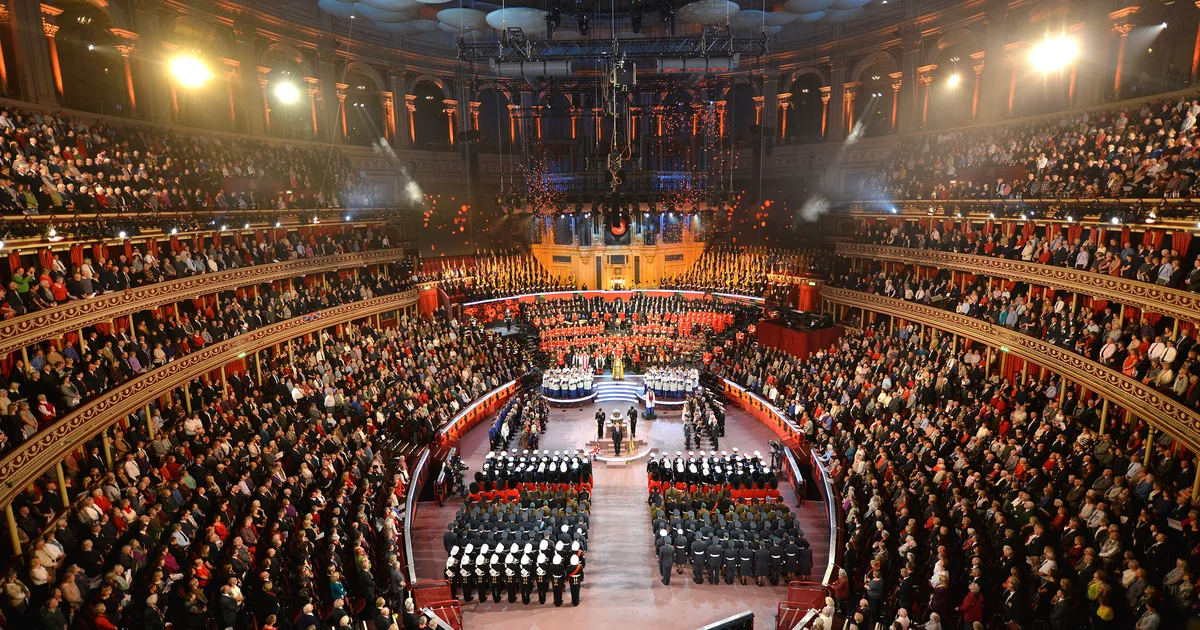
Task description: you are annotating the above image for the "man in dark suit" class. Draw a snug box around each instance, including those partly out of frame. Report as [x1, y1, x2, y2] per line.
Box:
[611, 416, 624, 457]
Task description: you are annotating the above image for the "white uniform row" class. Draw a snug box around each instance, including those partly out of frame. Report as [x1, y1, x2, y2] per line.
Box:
[644, 367, 700, 399]
[542, 367, 594, 399]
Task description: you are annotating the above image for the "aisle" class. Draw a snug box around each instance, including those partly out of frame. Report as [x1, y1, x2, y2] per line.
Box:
[410, 400, 830, 629]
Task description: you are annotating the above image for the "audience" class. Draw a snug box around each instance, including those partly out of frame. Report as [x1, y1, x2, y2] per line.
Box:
[1, 227, 404, 318]
[660, 246, 833, 296]
[433, 250, 573, 301]
[3, 313, 527, 629]
[714, 321, 1199, 629]
[867, 91, 1200, 203]
[0, 104, 381, 216]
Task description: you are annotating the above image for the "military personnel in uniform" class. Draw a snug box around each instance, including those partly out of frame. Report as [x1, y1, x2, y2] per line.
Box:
[536, 542, 550, 604]
[611, 410, 624, 456]
[568, 554, 584, 605]
[673, 530, 689, 575]
[505, 546, 519, 603]
[489, 551, 503, 602]
[628, 404, 639, 438]
[520, 548, 534, 604]
[595, 408, 606, 441]
[446, 548, 461, 600]
[460, 545, 475, 602]
[475, 545, 490, 601]
[658, 529, 675, 585]
[683, 415, 693, 449]
[691, 536, 708, 584]
[753, 543, 770, 586]
[768, 541, 784, 586]
[706, 539, 724, 584]
[550, 553, 566, 607]
[723, 545, 738, 584]
[737, 544, 754, 585]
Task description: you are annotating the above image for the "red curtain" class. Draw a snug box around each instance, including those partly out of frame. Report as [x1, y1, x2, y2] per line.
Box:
[1091, 298, 1109, 311]
[1002, 355, 1024, 382]
[38, 248, 53, 272]
[255, 230, 264, 245]
[146, 238, 158, 257]
[70, 245, 84, 268]
[194, 235, 204, 251]
[1093, 227, 1106, 246]
[92, 243, 107, 262]
[1023, 222, 1035, 239]
[1068, 224, 1083, 243]
[1144, 312, 1162, 325]
[1047, 224, 1060, 240]
[170, 236, 180, 254]
[124, 241, 133, 259]
[1174, 231, 1192, 257]
[7, 251, 20, 273]
[1145, 229, 1164, 251]
[943, 220, 955, 232]
[757, 322, 845, 360]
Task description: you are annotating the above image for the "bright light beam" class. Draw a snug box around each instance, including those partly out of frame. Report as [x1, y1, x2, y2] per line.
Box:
[1029, 34, 1079, 73]
[169, 55, 211, 88]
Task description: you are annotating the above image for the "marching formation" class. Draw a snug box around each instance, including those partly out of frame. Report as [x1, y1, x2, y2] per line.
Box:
[444, 451, 593, 607]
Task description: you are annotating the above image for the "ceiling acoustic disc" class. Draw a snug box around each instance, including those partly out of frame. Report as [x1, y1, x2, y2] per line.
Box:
[359, 0, 417, 9]
[782, 0, 834, 13]
[408, 19, 441, 32]
[355, 3, 416, 21]
[319, 0, 359, 18]
[791, 10, 825, 23]
[764, 11, 799, 25]
[486, 7, 549, 33]
[829, 0, 872, 9]
[678, 0, 741, 25]
[824, 6, 863, 22]
[730, 9, 768, 29]
[437, 8, 488, 30]
[373, 20, 436, 35]
[414, 0, 452, 5]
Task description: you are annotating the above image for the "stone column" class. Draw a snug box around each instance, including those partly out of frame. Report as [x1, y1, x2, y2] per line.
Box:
[0, 6, 10, 93]
[969, 53, 984, 120]
[777, 93, 791, 140]
[132, 2, 167, 121]
[336, 83, 348, 140]
[8, 0, 57, 105]
[752, 95, 764, 124]
[316, 46, 341, 144]
[1109, 7, 1138, 99]
[379, 91, 396, 142]
[819, 86, 830, 137]
[843, 81, 859, 135]
[443, 99, 458, 145]
[111, 29, 140, 112]
[234, 24, 266, 135]
[897, 30, 921, 133]
[975, 0, 1009, 122]
[889, 72, 902, 129]
[1193, 2, 1200, 82]
[917, 65, 936, 128]
[40, 4, 62, 99]
[826, 58, 846, 141]
[256, 66, 271, 132]
[221, 59, 240, 129]
[389, 69, 409, 148]
[304, 76, 320, 138]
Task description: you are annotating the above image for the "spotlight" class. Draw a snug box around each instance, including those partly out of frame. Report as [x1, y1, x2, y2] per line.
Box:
[169, 55, 211, 88]
[578, 14, 589, 36]
[118, 230, 127, 239]
[989, 212, 995, 219]
[274, 82, 300, 104]
[87, 44, 94, 51]
[1029, 34, 1078, 73]
[220, 224, 227, 231]
[947, 74, 961, 87]
[244, 222, 250, 229]
[170, 227, 178, 235]
[1066, 215, 1073, 222]
[1110, 216, 1120, 225]
[344, 215, 351, 222]
[275, 221, 282, 228]
[0, 240, 5, 250]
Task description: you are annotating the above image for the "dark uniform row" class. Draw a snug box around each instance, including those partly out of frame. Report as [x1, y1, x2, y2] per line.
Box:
[445, 540, 585, 607]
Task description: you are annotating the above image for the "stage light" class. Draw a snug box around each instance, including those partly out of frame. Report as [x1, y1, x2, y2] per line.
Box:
[274, 82, 301, 104]
[0, 241, 5, 250]
[169, 55, 211, 88]
[1029, 34, 1078, 73]
[1066, 215, 1073, 222]
[244, 222, 250, 229]
[118, 230, 127, 239]
[344, 215, 351, 222]
[220, 224, 227, 231]
[170, 227, 178, 235]
[947, 74, 961, 87]
[1110, 216, 1120, 225]
[578, 15, 589, 36]
[275, 221, 282, 228]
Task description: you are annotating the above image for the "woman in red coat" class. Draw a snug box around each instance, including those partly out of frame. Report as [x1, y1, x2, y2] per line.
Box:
[957, 582, 985, 627]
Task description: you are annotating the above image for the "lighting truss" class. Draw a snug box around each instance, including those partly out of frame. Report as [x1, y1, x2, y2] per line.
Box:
[458, 27, 768, 64]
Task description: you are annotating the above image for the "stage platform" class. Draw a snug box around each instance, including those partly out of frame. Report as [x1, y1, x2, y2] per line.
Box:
[411, 397, 830, 630]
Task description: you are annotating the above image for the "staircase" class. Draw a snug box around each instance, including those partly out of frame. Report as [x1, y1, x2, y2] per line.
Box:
[594, 376, 644, 406]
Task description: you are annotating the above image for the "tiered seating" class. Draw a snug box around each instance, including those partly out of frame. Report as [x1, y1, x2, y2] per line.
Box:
[2, 315, 528, 630]
[872, 91, 1200, 202]
[434, 250, 573, 301]
[660, 245, 834, 296]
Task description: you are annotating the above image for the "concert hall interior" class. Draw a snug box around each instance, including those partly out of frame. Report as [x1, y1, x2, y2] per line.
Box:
[5, 1, 1200, 630]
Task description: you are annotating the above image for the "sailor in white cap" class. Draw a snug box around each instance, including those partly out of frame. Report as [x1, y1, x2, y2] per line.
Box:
[446, 547, 460, 599]
[520, 545, 534, 604]
[550, 550, 567, 607]
[460, 544, 476, 602]
[489, 550, 503, 602]
[474, 544, 490, 602]
[537, 540, 551, 604]
[504, 545, 519, 603]
[568, 553, 584, 606]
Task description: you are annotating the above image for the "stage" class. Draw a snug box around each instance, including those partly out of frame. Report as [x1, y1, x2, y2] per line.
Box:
[410, 397, 830, 630]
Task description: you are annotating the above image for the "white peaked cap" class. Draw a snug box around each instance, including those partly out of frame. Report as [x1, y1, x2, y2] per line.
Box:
[570, 555, 579, 566]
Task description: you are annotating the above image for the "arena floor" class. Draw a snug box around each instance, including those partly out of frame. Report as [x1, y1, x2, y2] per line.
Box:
[411, 400, 831, 630]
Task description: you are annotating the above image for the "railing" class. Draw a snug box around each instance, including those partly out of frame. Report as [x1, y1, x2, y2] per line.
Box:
[0, 289, 418, 509]
[809, 450, 841, 588]
[835, 242, 1200, 323]
[720, 378, 804, 444]
[781, 446, 807, 507]
[821, 287, 1200, 454]
[0, 248, 412, 359]
[404, 447, 432, 585]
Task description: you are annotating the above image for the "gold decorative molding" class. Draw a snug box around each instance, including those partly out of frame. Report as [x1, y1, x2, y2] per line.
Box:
[0, 290, 418, 509]
[0, 249, 410, 359]
[834, 243, 1200, 324]
[821, 287, 1200, 454]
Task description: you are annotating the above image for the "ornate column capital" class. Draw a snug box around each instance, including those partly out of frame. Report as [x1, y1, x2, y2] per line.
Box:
[819, 85, 831, 104]
[843, 81, 861, 102]
[220, 58, 240, 81]
[336, 83, 348, 102]
[442, 98, 457, 114]
[303, 76, 320, 97]
[115, 43, 138, 58]
[0, 5, 10, 23]
[889, 71, 903, 92]
[256, 66, 272, 89]
[109, 28, 140, 41]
